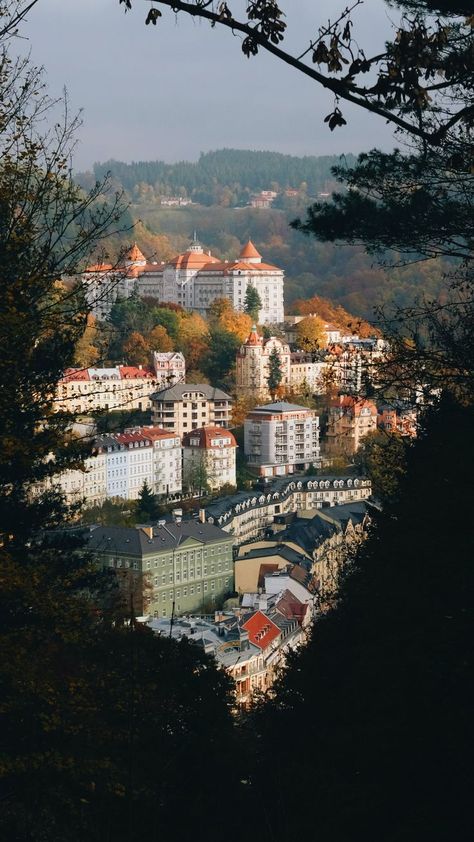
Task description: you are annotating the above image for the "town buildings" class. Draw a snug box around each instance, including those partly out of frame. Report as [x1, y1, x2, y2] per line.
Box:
[56, 353, 185, 415]
[88, 520, 234, 618]
[201, 474, 372, 542]
[182, 426, 237, 491]
[83, 238, 284, 324]
[235, 328, 330, 400]
[325, 396, 378, 455]
[244, 401, 320, 477]
[50, 427, 182, 504]
[151, 383, 233, 437]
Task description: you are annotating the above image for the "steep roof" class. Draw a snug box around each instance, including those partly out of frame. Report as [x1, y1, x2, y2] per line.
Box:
[242, 610, 280, 650]
[124, 243, 146, 263]
[240, 240, 262, 259]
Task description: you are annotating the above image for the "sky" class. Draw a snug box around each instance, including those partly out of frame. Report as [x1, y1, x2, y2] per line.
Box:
[23, 0, 400, 171]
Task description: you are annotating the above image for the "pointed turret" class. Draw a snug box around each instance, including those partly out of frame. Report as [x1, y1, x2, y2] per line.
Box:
[239, 240, 262, 263]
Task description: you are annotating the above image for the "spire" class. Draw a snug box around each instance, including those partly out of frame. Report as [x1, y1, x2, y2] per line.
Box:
[189, 231, 203, 254]
[240, 239, 262, 263]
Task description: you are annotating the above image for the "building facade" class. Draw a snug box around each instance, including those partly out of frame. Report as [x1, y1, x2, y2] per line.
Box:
[88, 520, 234, 618]
[201, 474, 372, 543]
[182, 426, 237, 491]
[236, 328, 328, 399]
[244, 401, 320, 477]
[151, 383, 233, 437]
[325, 396, 378, 455]
[83, 238, 284, 324]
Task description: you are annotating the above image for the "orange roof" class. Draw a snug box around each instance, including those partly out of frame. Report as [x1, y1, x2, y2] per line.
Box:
[119, 366, 155, 379]
[141, 426, 179, 440]
[182, 426, 237, 449]
[168, 250, 220, 269]
[200, 260, 279, 273]
[240, 240, 262, 259]
[124, 243, 146, 263]
[242, 610, 280, 650]
[62, 368, 90, 382]
[245, 325, 263, 347]
[84, 262, 113, 273]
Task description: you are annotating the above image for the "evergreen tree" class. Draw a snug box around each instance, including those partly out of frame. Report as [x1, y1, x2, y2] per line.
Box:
[266, 346, 283, 399]
[136, 480, 161, 520]
[243, 285, 262, 323]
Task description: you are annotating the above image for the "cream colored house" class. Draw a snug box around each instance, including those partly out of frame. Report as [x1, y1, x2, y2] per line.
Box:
[151, 384, 233, 438]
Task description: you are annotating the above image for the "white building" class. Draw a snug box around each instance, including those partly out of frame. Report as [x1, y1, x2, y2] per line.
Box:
[151, 383, 233, 438]
[236, 327, 328, 399]
[182, 426, 237, 492]
[151, 352, 185, 387]
[244, 401, 320, 477]
[83, 238, 285, 324]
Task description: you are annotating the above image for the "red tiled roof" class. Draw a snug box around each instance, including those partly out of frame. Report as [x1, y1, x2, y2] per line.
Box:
[84, 263, 113, 273]
[141, 426, 179, 440]
[168, 251, 220, 269]
[182, 426, 237, 449]
[124, 243, 146, 263]
[240, 240, 262, 259]
[275, 589, 308, 625]
[242, 610, 280, 650]
[245, 326, 263, 347]
[119, 366, 155, 380]
[114, 432, 150, 446]
[62, 368, 90, 382]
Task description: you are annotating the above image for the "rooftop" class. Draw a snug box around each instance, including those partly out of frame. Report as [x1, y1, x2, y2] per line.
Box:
[87, 521, 234, 557]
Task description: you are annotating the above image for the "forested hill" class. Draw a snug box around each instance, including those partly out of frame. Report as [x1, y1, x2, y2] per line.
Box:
[79, 148, 356, 205]
[79, 149, 447, 322]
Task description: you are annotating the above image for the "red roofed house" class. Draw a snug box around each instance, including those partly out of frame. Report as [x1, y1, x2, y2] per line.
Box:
[242, 610, 281, 654]
[182, 426, 237, 492]
[325, 395, 378, 455]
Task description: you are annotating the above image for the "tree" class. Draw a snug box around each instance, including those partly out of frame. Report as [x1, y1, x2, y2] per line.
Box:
[123, 0, 474, 146]
[248, 396, 473, 841]
[147, 324, 174, 352]
[201, 327, 241, 385]
[296, 315, 327, 353]
[243, 284, 262, 323]
[136, 479, 162, 520]
[73, 313, 100, 368]
[266, 345, 283, 399]
[0, 10, 239, 839]
[354, 429, 410, 504]
[121, 330, 150, 365]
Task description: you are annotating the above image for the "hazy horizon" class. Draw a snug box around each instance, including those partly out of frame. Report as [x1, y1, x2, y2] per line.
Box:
[24, 0, 400, 171]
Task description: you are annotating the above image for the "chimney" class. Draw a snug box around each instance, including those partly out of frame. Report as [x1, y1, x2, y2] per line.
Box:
[172, 508, 183, 523]
[199, 508, 206, 524]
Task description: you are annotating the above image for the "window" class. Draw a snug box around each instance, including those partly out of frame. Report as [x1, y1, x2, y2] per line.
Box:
[183, 587, 188, 597]
[211, 581, 215, 591]
[203, 583, 208, 593]
[197, 584, 201, 593]
[176, 590, 181, 599]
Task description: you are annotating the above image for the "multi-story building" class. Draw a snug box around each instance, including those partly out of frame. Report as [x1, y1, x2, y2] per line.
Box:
[50, 427, 182, 505]
[325, 395, 378, 455]
[56, 353, 186, 416]
[182, 426, 237, 491]
[378, 402, 418, 437]
[244, 401, 320, 477]
[88, 520, 235, 618]
[236, 328, 328, 399]
[151, 351, 185, 387]
[151, 383, 233, 437]
[83, 237, 284, 324]
[201, 474, 372, 542]
[57, 365, 156, 415]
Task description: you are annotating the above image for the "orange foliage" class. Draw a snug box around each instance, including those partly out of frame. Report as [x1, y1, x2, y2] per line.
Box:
[122, 331, 149, 365]
[147, 325, 173, 352]
[296, 316, 327, 351]
[292, 294, 378, 337]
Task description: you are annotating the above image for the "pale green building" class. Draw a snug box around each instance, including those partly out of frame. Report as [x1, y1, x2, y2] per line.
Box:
[88, 520, 234, 617]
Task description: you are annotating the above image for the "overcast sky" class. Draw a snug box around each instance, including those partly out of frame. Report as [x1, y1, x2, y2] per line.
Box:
[23, 0, 400, 170]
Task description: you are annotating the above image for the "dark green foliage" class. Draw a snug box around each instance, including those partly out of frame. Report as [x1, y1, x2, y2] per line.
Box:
[136, 480, 163, 520]
[266, 346, 283, 398]
[201, 327, 240, 386]
[94, 408, 151, 433]
[243, 284, 263, 322]
[247, 396, 473, 841]
[86, 149, 355, 205]
[354, 429, 410, 504]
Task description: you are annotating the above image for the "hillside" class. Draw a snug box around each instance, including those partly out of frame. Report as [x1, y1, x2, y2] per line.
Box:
[79, 149, 447, 322]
